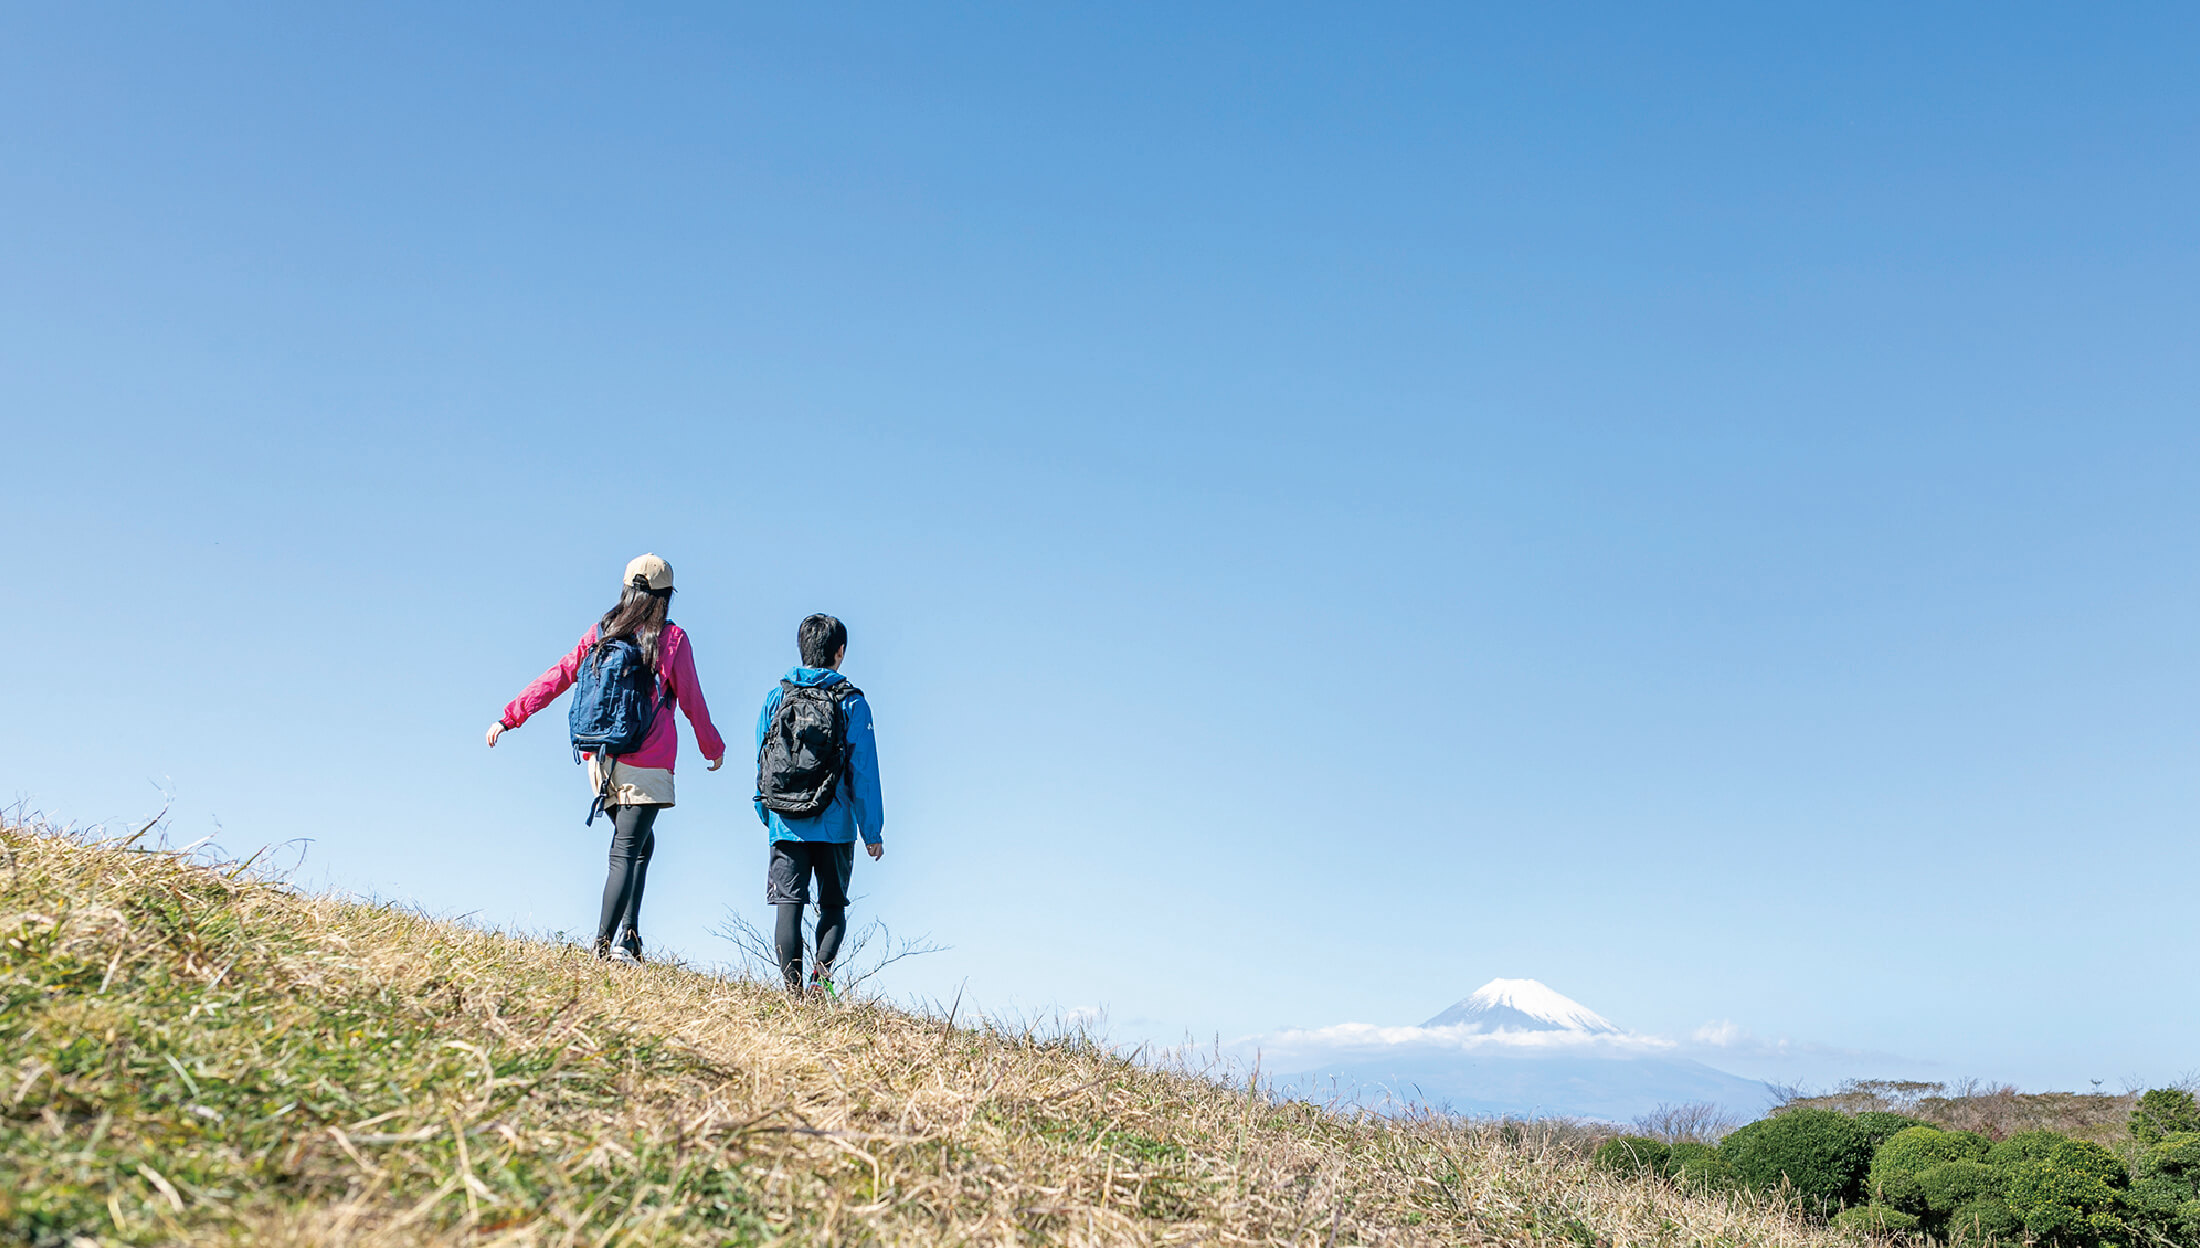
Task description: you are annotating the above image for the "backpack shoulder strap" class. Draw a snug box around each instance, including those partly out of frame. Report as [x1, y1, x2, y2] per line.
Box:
[829, 682, 864, 701]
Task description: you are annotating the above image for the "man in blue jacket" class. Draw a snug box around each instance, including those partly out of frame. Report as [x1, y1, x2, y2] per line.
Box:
[754, 613, 884, 997]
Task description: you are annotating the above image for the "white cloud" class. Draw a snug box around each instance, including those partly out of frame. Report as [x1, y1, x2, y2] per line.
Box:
[1234, 978, 1938, 1093]
[1665, 1021, 1938, 1087]
[1692, 1019, 1745, 1047]
[1249, 1021, 1676, 1065]
[1241, 1015, 1910, 1084]
[1679, 1021, 1825, 1061]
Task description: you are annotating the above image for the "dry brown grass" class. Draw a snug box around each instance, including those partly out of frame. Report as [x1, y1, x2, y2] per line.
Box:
[3, 819, 1860, 1247]
[1782, 1080, 2143, 1148]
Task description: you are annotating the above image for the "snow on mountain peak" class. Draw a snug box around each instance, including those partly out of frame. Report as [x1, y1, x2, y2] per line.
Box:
[1422, 978, 1623, 1034]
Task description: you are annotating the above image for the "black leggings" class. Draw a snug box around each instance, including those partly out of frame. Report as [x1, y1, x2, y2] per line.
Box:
[597, 804, 659, 945]
[775, 902, 846, 988]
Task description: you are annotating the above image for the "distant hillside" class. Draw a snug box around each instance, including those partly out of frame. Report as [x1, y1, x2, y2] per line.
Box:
[1782, 1079, 2144, 1149]
[0, 820, 1853, 1246]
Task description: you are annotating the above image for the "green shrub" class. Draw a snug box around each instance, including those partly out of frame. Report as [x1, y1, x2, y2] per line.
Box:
[1592, 1135, 1670, 1180]
[1870, 1125, 1991, 1214]
[2006, 1139, 2130, 1248]
[1945, 1197, 2022, 1244]
[2127, 1175, 2200, 1248]
[2146, 1133, 2200, 1189]
[1832, 1204, 1920, 1234]
[1664, 1141, 1731, 1191]
[1919, 1159, 2008, 1217]
[2132, 1090, 2200, 1147]
[1987, 1129, 2067, 1169]
[1720, 1108, 1872, 1207]
[1854, 1111, 1932, 1152]
[2128, 1137, 2200, 1248]
[2138, 1144, 2200, 1248]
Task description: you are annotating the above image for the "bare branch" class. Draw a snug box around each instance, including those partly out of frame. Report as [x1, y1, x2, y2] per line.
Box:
[710, 906, 946, 997]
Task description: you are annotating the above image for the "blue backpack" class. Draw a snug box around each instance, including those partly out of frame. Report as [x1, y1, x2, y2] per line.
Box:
[569, 633, 669, 824]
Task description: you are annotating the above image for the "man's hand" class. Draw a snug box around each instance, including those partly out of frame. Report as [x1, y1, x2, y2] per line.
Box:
[865, 841, 884, 861]
[707, 755, 725, 772]
[485, 723, 504, 748]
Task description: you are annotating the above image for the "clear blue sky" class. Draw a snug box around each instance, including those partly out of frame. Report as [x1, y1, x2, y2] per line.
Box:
[5, 4, 2195, 1092]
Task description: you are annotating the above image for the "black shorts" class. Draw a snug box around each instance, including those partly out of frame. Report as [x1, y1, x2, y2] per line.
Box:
[767, 840, 854, 908]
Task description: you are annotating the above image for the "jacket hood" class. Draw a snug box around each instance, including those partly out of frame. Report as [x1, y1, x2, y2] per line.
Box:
[783, 666, 846, 688]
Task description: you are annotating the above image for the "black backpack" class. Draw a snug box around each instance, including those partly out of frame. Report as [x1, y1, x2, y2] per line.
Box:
[755, 680, 864, 818]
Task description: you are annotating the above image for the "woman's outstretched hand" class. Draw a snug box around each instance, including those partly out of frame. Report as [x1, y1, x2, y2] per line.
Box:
[707, 755, 725, 771]
[486, 723, 504, 748]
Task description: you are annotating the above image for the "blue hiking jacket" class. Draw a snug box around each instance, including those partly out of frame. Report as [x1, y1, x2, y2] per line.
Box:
[754, 666, 883, 845]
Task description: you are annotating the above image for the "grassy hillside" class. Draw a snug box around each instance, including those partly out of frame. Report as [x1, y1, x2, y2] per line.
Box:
[1, 820, 1849, 1247]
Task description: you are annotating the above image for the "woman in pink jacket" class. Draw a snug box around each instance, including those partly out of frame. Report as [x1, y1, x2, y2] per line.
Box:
[486, 553, 726, 962]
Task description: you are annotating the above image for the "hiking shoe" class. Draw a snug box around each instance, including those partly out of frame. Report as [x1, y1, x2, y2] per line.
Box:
[619, 931, 645, 964]
[808, 971, 837, 1000]
[591, 935, 613, 961]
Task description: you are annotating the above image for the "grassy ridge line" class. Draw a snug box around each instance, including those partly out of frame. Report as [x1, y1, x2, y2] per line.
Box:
[2, 822, 1847, 1247]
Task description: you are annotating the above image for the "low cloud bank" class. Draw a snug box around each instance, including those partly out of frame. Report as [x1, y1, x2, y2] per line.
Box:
[1236, 981, 1938, 1112]
[1254, 1021, 1678, 1064]
[1243, 1018, 1931, 1101]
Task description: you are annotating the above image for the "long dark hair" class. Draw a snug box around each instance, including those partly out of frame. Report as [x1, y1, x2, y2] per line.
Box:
[597, 581, 673, 669]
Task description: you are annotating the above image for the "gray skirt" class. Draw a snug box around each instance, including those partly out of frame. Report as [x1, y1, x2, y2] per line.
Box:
[586, 757, 675, 807]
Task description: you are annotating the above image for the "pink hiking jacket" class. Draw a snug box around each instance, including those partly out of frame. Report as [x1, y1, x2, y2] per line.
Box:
[500, 622, 726, 771]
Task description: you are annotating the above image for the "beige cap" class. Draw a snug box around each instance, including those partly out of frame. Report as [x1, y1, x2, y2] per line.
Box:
[624, 552, 674, 591]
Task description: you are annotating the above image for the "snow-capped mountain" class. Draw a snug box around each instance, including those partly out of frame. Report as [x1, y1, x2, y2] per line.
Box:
[1422, 978, 1623, 1035]
[1266, 977, 1774, 1122]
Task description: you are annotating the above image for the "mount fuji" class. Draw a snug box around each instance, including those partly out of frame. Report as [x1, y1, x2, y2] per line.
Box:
[1265, 978, 1775, 1122]
[1422, 978, 1626, 1035]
